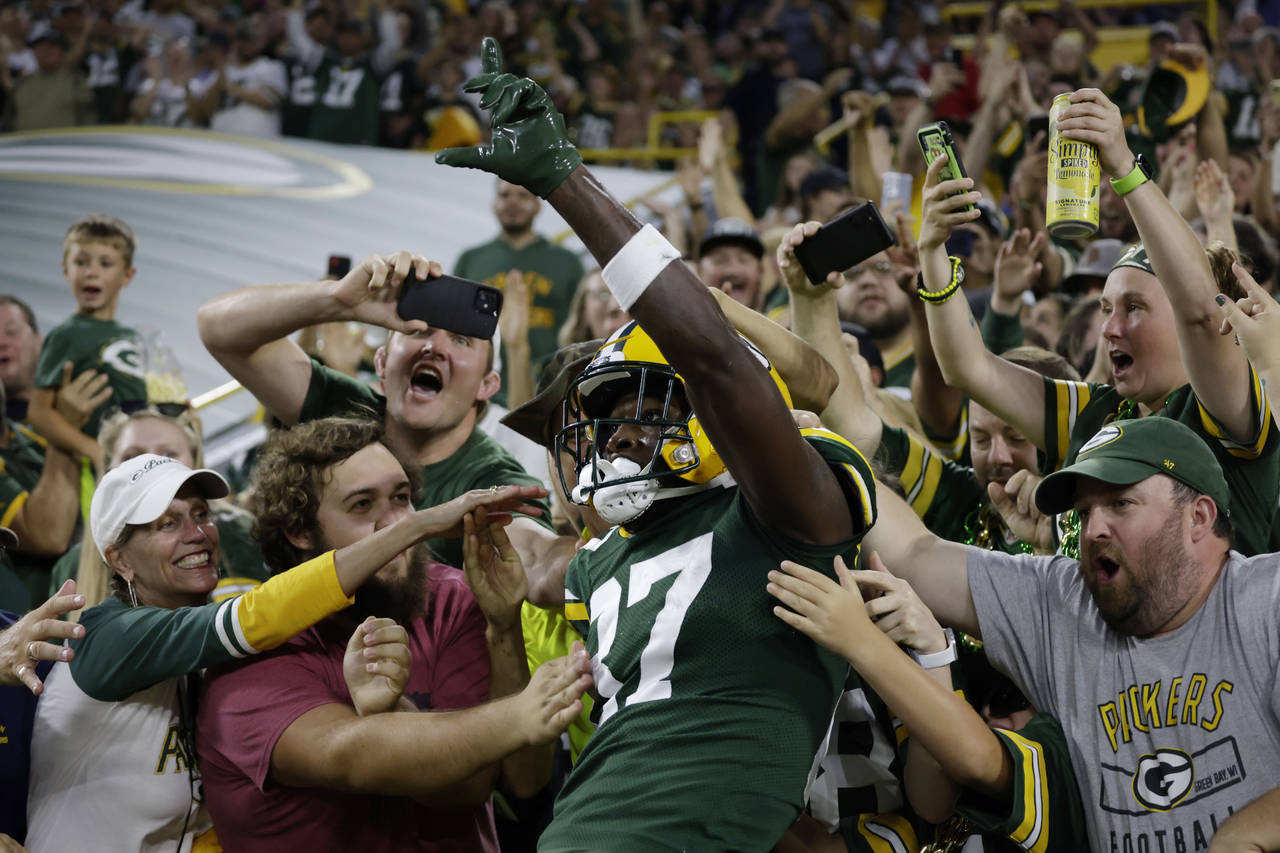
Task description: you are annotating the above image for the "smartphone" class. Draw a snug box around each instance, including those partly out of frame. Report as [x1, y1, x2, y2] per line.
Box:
[917, 121, 975, 212]
[1026, 114, 1050, 150]
[396, 272, 504, 339]
[944, 46, 964, 66]
[793, 201, 897, 285]
[328, 254, 352, 279]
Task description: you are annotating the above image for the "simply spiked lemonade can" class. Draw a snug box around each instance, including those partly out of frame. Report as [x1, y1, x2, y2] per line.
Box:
[1047, 93, 1100, 239]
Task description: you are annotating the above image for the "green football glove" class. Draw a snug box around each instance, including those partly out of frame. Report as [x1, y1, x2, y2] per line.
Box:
[434, 37, 583, 199]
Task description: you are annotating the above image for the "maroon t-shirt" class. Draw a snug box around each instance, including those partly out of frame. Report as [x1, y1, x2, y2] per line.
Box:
[196, 564, 499, 852]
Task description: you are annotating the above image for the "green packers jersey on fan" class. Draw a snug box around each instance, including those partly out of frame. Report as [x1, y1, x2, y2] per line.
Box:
[1040, 375, 1280, 555]
[955, 712, 1090, 853]
[541, 429, 877, 851]
[876, 423, 1030, 553]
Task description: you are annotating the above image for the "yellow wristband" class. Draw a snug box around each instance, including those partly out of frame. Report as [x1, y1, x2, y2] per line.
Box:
[917, 256, 966, 304]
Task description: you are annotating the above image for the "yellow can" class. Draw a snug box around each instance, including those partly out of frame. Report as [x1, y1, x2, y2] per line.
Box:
[1047, 92, 1100, 239]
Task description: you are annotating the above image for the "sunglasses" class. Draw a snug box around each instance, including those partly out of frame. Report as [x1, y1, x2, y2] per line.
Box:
[109, 401, 191, 418]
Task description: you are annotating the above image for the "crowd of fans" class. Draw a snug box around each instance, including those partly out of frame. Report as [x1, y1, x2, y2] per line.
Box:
[4, 1, 1280, 851]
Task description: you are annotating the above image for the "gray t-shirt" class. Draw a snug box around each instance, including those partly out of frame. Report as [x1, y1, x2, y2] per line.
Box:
[968, 548, 1280, 852]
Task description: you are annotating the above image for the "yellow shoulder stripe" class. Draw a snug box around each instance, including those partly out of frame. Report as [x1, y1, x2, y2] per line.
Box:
[999, 728, 1049, 853]
[1, 491, 29, 529]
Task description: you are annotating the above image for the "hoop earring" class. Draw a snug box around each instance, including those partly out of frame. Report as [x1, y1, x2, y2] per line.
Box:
[127, 579, 138, 608]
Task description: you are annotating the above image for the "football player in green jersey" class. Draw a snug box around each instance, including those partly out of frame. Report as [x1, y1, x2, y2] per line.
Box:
[437, 38, 878, 850]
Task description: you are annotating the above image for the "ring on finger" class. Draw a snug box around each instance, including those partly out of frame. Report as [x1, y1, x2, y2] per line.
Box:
[27, 641, 38, 662]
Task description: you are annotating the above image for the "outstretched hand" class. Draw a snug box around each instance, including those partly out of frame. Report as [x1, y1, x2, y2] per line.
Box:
[331, 250, 438, 335]
[414, 484, 548, 541]
[918, 153, 981, 252]
[0, 580, 86, 695]
[1216, 263, 1280, 378]
[517, 642, 593, 746]
[462, 506, 529, 632]
[777, 222, 845, 296]
[434, 37, 583, 198]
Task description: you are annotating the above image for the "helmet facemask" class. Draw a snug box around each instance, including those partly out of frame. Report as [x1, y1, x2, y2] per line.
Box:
[557, 363, 703, 525]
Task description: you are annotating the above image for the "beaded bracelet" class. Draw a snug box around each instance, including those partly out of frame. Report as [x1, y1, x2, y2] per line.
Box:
[916, 255, 966, 304]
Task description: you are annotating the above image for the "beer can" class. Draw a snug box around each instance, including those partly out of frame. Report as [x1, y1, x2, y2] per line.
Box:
[1047, 92, 1100, 239]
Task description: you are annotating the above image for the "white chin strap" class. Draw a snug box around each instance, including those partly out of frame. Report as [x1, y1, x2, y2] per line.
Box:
[571, 455, 710, 526]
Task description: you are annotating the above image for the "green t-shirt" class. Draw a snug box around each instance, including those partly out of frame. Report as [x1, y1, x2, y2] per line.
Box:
[881, 347, 915, 391]
[876, 422, 1030, 553]
[1041, 375, 1280, 556]
[453, 235, 584, 408]
[544, 429, 877, 851]
[34, 314, 147, 438]
[955, 712, 1089, 853]
[297, 360, 552, 568]
[306, 53, 380, 145]
[0, 422, 58, 612]
[48, 503, 270, 599]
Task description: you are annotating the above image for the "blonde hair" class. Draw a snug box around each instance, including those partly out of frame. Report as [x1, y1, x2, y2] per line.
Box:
[62, 214, 138, 267]
[557, 270, 605, 348]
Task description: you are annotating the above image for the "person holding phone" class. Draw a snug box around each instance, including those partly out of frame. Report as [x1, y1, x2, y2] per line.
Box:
[198, 252, 576, 604]
[914, 88, 1280, 558]
[433, 38, 878, 849]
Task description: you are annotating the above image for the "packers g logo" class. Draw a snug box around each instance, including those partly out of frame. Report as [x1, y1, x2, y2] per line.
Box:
[1132, 748, 1194, 811]
[102, 339, 146, 380]
[1079, 424, 1122, 456]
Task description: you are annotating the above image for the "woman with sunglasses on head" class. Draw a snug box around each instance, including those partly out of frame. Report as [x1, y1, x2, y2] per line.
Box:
[24, 446, 546, 852]
[48, 403, 268, 615]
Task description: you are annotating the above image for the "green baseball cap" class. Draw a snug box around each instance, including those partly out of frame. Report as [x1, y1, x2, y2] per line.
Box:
[1111, 243, 1154, 276]
[1035, 418, 1230, 516]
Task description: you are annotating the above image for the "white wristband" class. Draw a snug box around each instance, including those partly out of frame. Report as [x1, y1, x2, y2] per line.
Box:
[601, 224, 682, 311]
[910, 628, 957, 670]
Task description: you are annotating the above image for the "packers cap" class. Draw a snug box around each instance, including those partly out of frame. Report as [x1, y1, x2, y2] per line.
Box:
[699, 218, 764, 260]
[500, 340, 603, 447]
[1111, 243, 1154, 276]
[1035, 418, 1230, 517]
[1137, 59, 1210, 142]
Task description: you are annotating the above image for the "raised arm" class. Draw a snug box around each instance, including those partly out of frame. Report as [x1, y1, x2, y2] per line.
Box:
[767, 553, 1006, 812]
[707, 285, 838, 414]
[777, 222, 882, 454]
[917, 155, 1050, 449]
[1058, 88, 1256, 441]
[197, 253, 433, 425]
[437, 39, 860, 546]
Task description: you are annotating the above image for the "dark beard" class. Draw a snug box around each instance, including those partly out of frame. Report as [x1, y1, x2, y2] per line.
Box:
[1083, 512, 1191, 636]
[347, 542, 431, 627]
[856, 305, 911, 340]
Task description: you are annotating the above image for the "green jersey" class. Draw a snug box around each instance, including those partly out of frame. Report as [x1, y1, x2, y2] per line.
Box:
[34, 314, 147, 438]
[952, 713, 1089, 853]
[542, 429, 877, 851]
[453, 235, 584, 408]
[881, 342, 915, 391]
[0, 422, 56, 612]
[305, 54, 380, 145]
[1040, 375, 1280, 556]
[876, 423, 1030, 553]
[298, 360, 552, 568]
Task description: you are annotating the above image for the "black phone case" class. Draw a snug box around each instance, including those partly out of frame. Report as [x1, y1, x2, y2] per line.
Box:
[792, 201, 898, 284]
[396, 273, 504, 340]
[916, 121, 976, 212]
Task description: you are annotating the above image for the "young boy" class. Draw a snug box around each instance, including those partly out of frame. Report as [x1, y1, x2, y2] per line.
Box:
[28, 215, 147, 469]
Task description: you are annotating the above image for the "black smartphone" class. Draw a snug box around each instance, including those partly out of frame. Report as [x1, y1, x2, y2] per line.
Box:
[916, 121, 975, 212]
[1026, 114, 1050, 150]
[328, 254, 352, 279]
[396, 272, 504, 339]
[793, 201, 897, 285]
